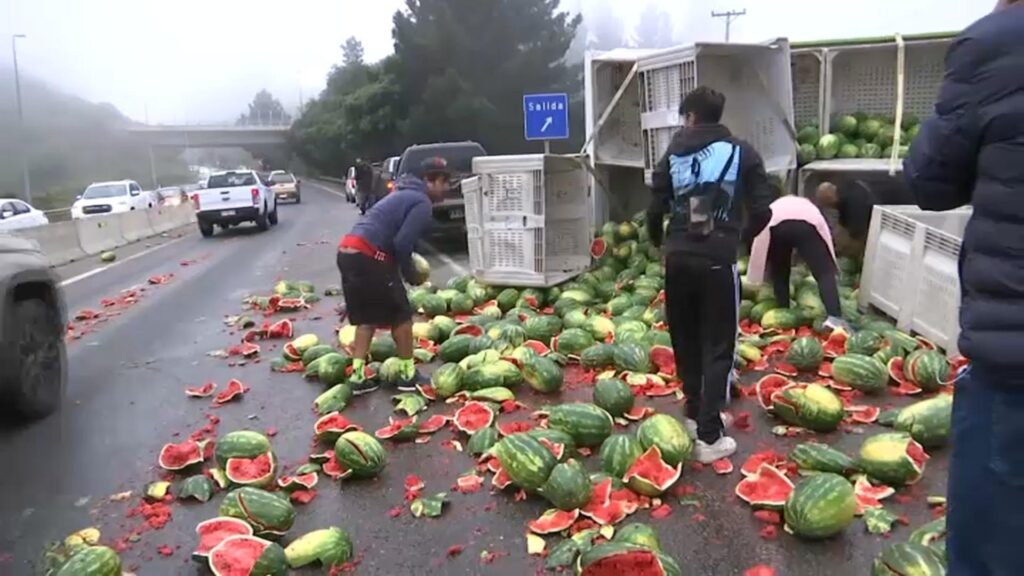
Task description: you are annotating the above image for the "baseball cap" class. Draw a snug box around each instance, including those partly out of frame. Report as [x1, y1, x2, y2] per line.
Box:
[415, 157, 451, 179]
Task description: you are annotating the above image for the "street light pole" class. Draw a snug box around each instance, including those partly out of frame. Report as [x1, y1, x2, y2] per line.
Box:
[12, 34, 31, 204]
[711, 9, 746, 42]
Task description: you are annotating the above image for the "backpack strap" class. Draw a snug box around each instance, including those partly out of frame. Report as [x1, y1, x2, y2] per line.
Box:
[715, 144, 739, 186]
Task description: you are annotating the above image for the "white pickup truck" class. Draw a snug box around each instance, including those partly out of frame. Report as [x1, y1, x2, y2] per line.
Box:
[191, 170, 278, 238]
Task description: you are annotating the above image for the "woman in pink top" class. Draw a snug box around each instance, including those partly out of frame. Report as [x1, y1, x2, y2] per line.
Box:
[747, 195, 846, 329]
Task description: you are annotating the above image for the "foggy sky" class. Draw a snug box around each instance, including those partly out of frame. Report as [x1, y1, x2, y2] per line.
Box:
[1, 0, 991, 124]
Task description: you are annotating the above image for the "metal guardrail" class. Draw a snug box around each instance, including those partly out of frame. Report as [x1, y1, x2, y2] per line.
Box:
[43, 208, 72, 223]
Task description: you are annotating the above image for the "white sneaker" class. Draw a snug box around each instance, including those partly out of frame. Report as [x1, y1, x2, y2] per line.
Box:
[684, 413, 734, 439]
[694, 436, 738, 464]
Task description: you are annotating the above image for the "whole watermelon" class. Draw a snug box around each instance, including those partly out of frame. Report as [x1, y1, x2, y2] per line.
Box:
[613, 342, 652, 373]
[772, 383, 845, 432]
[493, 433, 557, 492]
[553, 328, 596, 356]
[522, 355, 563, 394]
[431, 363, 465, 398]
[593, 378, 634, 417]
[598, 434, 644, 478]
[538, 459, 592, 511]
[784, 473, 857, 539]
[894, 394, 952, 449]
[786, 336, 824, 371]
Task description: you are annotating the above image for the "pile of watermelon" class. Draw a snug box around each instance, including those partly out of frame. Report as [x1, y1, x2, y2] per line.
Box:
[796, 112, 922, 166]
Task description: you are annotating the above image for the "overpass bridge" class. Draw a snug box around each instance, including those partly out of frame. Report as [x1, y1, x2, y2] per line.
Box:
[125, 121, 291, 148]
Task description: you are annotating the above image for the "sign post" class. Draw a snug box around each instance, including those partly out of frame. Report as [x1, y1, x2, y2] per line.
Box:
[523, 93, 569, 154]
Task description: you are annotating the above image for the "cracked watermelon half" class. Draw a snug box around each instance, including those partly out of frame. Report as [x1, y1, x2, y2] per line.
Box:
[159, 439, 206, 471]
[579, 542, 680, 576]
[454, 401, 496, 434]
[225, 452, 276, 487]
[858, 432, 929, 486]
[528, 508, 580, 535]
[207, 535, 287, 576]
[622, 445, 681, 496]
[755, 374, 793, 411]
[735, 464, 794, 508]
[193, 517, 253, 562]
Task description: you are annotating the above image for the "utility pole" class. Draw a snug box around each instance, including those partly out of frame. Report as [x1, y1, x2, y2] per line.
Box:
[12, 34, 31, 204]
[711, 9, 746, 42]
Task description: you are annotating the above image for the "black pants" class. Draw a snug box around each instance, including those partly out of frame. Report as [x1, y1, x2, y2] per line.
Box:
[766, 220, 842, 317]
[665, 252, 738, 444]
[337, 251, 412, 327]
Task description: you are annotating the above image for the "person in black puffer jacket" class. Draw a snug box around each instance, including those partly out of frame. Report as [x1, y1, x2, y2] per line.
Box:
[902, 2, 1024, 574]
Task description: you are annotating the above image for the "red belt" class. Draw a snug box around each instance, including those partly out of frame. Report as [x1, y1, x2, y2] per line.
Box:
[339, 235, 392, 263]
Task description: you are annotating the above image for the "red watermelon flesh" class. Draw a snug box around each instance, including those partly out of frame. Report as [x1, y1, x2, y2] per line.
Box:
[159, 439, 204, 470]
[315, 412, 360, 436]
[522, 340, 552, 356]
[536, 437, 566, 460]
[740, 450, 787, 477]
[528, 508, 579, 535]
[497, 420, 534, 436]
[277, 472, 317, 490]
[239, 342, 260, 358]
[491, 465, 513, 490]
[453, 324, 484, 338]
[591, 237, 608, 259]
[416, 383, 438, 401]
[712, 458, 734, 475]
[823, 329, 848, 358]
[213, 379, 248, 404]
[417, 414, 449, 434]
[734, 464, 794, 508]
[454, 401, 495, 434]
[580, 547, 666, 576]
[622, 446, 682, 495]
[321, 452, 350, 480]
[888, 357, 907, 384]
[855, 476, 895, 501]
[763, 341, 790, 357]
[186, 382, 217, 398]
[845, 405, 881, 424]
[754, 375, 791, 410]
[817, 362, 833, 378]
[225, 452, 274, 485]
[208, 535, 271, 576]
[906, 439, 930, 471]
[774, 362, 799, 377]
[623, 406, 655, 421]
[265, 319, 293, 339]
[193, 517, 252, 560]
[649, 346, 676, 376]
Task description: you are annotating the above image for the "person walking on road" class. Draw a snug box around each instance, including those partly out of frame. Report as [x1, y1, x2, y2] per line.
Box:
[903, 2, 1024, 574]
[746, 195, 849, 331]
[646, 86, 774, 463]
[337, 158, 450, 394]
[354, 158, 375, 215]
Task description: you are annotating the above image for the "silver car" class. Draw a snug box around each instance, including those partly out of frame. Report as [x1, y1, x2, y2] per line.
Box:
[0, 235, 67, 419]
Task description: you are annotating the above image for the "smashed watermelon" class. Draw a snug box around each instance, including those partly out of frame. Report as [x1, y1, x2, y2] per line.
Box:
[528, 508, 580, 535]
[225, 452, 276, 487]
[193, 517, 253, 561]
[186, 382, 217, 398]
[735, 464, 794, 508]
[213, 379, 249, 405]
[622, 445, 681, 497]
[755, 375, 792, 411]
[159, 439, 205, 471]
[454, 401, 496, 434]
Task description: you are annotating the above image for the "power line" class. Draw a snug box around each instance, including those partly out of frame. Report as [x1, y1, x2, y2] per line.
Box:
[711, 9, 746, 42]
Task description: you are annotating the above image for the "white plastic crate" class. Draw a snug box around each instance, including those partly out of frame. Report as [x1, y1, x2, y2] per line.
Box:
[791, 48, 826, 130]
[584, 49, 656, 168]
[637, 39, 797, 177]
[463, 154, 592, 288]
[860, 205, 971, 356]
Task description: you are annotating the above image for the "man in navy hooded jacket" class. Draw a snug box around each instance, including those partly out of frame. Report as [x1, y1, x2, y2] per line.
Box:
[903, 2, 1024, 573]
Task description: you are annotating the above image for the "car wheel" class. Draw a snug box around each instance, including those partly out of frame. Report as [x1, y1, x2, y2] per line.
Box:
[268, 204, 279, 226]
[199, 221, 215, 237]
[6, 298, 66, 419]
[256, 205, 270, 231]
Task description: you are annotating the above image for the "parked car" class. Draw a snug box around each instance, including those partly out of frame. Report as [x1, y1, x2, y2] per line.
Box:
[269, 171, 302, 203]
[154, 186, 189, 207]
[396, 142, 487, 231]
[0, 199, 48, 232]
[71, 180, 153, 219]
[382, 156, 402, 196]
[344, 167, 357, 203]
[191, 170, 278, 238]
[0, 234, 67, 419]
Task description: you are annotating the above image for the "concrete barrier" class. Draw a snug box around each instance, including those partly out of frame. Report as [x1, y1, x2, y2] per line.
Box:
[147, 206, 180, 234]
[76, 214, 126, 255]
[16, 221, 86, 267]
[171, 204, 195, 228]
[120, 209, 155, 242]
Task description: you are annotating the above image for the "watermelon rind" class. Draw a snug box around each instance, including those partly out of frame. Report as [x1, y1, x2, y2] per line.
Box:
[893, 395, 953, 449]
[636, 414, 693, 467]
[598, 434, 644, 478]
[55, 545, 121, 576]
[333, 431, 387, 479]
[538, 459, 592, 511]
[871, 542, 947, 576]
[622, 445, 682, 496]
[858, 432, 928, 486]
[283, 527, 353, 569]
[789, 443, 858, 476]
[735, 464, 794, 508]
[215, 431, 272, 465]
[578, 542, 674, 576]
[784, 473, 858, 539]
[208, 535, 287, 576]
[613, 522, 661, 552]
[193, 517, 253, 561]
[218, 487, 296, 537]
[772, 383, 845, 432]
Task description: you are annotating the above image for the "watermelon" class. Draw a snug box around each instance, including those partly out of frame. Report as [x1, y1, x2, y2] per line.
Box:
[613, 523, 661, 551]
[528, 428, 577, 459]
[522, 355, 563, 394]
[528, 508, 579, 535]
[636, 414, 692, 467]
[431, 316, 458, 342]
[553, 328, 596, 355]
[772, 383, 845, 432]
[55, 546, 121, 576]
[613, 342, 652, 373]
[584, 315, 617, 342]
[735, 464, 794, 508]
[833, 354, 888, 393]
[754, 374, 792, 411]
[538, 459, 593, 511]
[159, 439, 205, 471]
[216, 431, 271, 465]
[316, 353, 350, 387]
[563, 308, 591, 330]
[581, 343, 619, 369]
[622, 445, 682, 496]
[496, 288, 520, 312]
[283, 527, 353, 569]
[277, 473, 317, 491]
[872, 542, 947, 576]
[523, 315, 563, 342]
[467, 427, 500, 456]
[314, 412, 360, 441]
[314, 384, 353, 415]
[438, 335, 475, 363]
[784, 473, 858, 539]
[218, 487, 296, 536]
[578, 542, 679, 576]
[599, 434, 644, 478]
[607, 295, 634, 316]
[593, 378, 635, 417]
[225, 452, 276, 487]
[761, 308, 804, 330]
[193, 517, 253, 561]
[905, 349, 950, 392]
[548, 403, 614, 448]
[790, 442, 858, 475]
[453, 401, 496, 433]
[858, 432, 929, 486]
[208, 535, 287, 576]
[786, 336, 824, 371]
[493, 433, 558, 492]
[419, 294, 447, 317]
[846, 330, 884, 355]
[894, 394, 952, 448]
[300, 344, 334, 366]
[613, 320, 648, 345]
[333, 431, 386, 479]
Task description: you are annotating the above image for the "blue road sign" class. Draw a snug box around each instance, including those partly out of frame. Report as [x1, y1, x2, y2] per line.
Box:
[523, 93, 569, 141]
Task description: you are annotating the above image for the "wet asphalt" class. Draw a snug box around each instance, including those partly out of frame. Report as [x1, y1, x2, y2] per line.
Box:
[0, 182, 949, 575]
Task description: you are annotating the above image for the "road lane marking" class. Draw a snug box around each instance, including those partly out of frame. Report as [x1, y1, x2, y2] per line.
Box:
[60, 234, 191, 287]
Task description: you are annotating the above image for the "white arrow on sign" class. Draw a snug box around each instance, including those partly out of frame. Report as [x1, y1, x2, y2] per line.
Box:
[541, 117, 553, 133]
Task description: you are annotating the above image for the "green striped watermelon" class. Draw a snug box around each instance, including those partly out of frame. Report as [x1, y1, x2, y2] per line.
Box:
[218, 487, 296, 537]
[761, 308, 805, 330]
[789, 442, 858, 475]
[466, 427, 500, 456]
[283, 527, 353, 569]
[846, 330, 884, 355]
[872, 542, 946, 576]
[580, 343, 619, 369]
[215, 431, 272, 466]
[613, 523, 661, 551]
[522, 355, 563, 394]
[538, 459, 592, 511]
[786, 336, 824, 371]
[613, 320, 648, 345]
[598, 434, 644, 478]
[832, 354, 888, 394]
[636, 414, 692, 467]
[858, 432, 929, 486]
[493, 433, 558, 492]
[905, 349, 950, 392]
[55, 546, 121, 576]
[333, 431, 387, 479]
[784, 473, 858, 539]
[593, 378, 635, 417]
[548, 403, 614, 448]
[772, 383, 845, 432]
[613, 342, 652, 372]
[894, 394, 952, 449]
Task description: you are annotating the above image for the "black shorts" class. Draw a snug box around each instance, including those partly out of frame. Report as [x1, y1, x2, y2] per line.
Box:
[337, 251, 412, 327]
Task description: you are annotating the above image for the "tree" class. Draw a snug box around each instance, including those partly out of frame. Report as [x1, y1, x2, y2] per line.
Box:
[633, 2, 674, 49]
[238, 90, 291, 125]
[341, 37, 365, 66]
[586, 0, 625, 51]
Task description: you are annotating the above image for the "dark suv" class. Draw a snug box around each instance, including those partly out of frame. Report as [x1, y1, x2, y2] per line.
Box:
[396, 141, 487, 231]
[0, 235, 67, 419]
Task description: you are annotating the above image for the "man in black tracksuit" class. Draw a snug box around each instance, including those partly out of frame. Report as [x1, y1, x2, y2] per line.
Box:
[647, 86, 773, 463]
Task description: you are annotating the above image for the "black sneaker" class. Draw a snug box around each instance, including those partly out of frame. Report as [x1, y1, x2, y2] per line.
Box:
[349, 375, 380, 395]
[396, 370, 429, 392]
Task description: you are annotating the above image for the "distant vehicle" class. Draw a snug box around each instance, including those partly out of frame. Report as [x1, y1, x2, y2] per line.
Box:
[396, 141, 487, 231]
[0, 199, 49, 232]
[269, 171, 302, 204]
[344, 167, 357, 203]
[71, 180, 153, 219]
[191, 170, 278, 238]
[0, 234, 67, 419]
[382, 156, 402, 195]
[154, 186, 189, 207]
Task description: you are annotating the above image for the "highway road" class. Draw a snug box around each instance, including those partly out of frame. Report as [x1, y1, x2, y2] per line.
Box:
[0, 182, 948, 575]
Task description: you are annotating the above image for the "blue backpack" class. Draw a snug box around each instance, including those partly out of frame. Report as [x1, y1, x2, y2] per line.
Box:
[668, 141, 740, 237]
